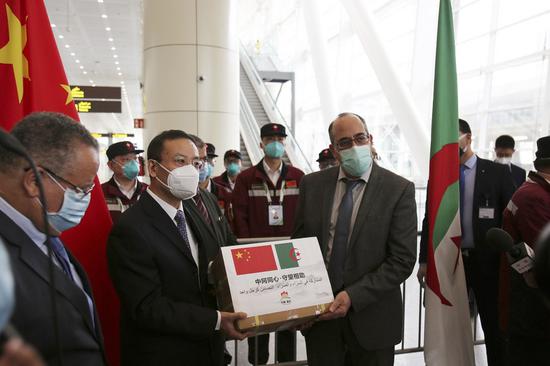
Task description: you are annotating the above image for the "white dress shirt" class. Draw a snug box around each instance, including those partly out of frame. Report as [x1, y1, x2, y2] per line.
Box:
[146, 189, 221, 330]
[263, 159, 283, 186]
[114, 176, 137, 200]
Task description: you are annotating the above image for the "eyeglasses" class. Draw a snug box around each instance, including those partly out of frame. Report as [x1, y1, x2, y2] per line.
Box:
[335, 133, 370, 151]
[43, 168, 95, 197]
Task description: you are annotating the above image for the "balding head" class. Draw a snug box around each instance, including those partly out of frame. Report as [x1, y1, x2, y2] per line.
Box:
[328, 113, 369, 145]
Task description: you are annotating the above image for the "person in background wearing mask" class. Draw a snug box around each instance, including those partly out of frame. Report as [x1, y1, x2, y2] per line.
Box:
[316, 148, 338, 170]
[0, 112, 106, 365]
[500, 135, 550, 365]
[213, 150, 242, 230]
[292, 113, 417, 366]
[232, 123, 304, 365]
[494, 135, 526, 190]
[102, 141, 148, 222]
[107, 130, 247, 366]
[418, 119, 515, 366]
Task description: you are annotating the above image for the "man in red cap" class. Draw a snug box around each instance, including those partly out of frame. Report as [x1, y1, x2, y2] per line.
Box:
[213, 149, 243, 230]
[102, 141, 148, 222]
[232, 122, 304, 364]
[316, 148, 338, 170]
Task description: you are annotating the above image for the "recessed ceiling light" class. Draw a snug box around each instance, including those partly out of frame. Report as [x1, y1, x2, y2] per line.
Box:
[120, 81, 124, 85]
[89, 80, 94, 83]
[111, 47, 116, 51]
[113, 54, 118, 58]
[64, 44, 70, 48]
[97, 0, 103, 3]
[51, 23, 56, 28]
[58, 35, 64, 39]
[105, 27, 111, 31]
[108, 37, 114, 42]
[118, 72, 122, 76]
[75, 59, 80, 63]
[70, 52, 75, 56]
[83, 71, 88, 75]
[114, 61, 119, 65]
[116, 67, 120, 70]
[92, 84, 96, 87]
[101, 14, 107, 19]
[79, 65, 84, 69]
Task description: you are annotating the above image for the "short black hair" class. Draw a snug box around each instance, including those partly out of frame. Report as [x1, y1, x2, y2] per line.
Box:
[459, 119, 471, 134]
[495, 135, 515, 149]
[328, 112, 369, 144]
[0, 112, 98, 175]
[187, 134, 205, 149]
[147, 130, 192, 162]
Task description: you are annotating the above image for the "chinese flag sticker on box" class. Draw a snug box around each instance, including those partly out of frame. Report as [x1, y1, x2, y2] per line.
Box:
[211, 237, 334, 335]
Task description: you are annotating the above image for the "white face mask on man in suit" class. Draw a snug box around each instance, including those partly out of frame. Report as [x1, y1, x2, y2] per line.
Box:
[153, 161, 199, 200]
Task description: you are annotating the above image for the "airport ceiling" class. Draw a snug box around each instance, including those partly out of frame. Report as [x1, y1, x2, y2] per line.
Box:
[45, 0, 143, 133]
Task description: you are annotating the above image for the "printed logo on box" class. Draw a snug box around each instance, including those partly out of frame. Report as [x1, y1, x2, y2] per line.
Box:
[280, 290, 291, 305]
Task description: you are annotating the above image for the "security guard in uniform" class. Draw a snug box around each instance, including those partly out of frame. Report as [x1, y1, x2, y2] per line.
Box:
[232, 123, 304, 365]
[316, 148, 338, 170]
[101, 141, 148, 222]
[213, 149, 242, 230]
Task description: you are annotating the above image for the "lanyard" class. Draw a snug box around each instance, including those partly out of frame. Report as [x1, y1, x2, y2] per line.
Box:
[263, 180, 286, 204]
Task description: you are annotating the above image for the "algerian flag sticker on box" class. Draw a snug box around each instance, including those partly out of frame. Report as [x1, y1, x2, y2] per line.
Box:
[222, 237, 334, 317]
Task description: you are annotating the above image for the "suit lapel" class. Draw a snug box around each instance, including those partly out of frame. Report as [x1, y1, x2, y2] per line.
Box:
[321, 168, 339, 254]
[141, 192, 197, 266]
[348, 164, 382, 250]
[0, 212, 98, 339]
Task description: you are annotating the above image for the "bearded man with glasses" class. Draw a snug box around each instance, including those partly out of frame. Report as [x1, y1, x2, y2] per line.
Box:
[0, 112, 107, 365]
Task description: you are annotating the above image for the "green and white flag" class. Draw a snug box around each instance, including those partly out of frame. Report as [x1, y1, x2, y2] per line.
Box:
[424, 0, 474, 365]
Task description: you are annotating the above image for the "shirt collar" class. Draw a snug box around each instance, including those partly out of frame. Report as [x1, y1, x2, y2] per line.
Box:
[463, 154, 477, 169]
[0, 196, 46, 246]
[113, 176, 137, 192]
[263, 159, 282, 175]
[337, 163, 373, 183]
[146, 188, 183, 221]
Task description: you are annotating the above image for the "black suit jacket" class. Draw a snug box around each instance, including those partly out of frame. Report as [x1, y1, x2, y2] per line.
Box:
[419, 157, 515, 263]
[0, 211, 106, 366]
[107, 190, 235, 366]
[510, 163, 526, 190]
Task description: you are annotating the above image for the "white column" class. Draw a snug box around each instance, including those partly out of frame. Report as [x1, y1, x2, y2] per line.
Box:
[143, 0, 239, 175]
[340, 0, 430, 177]
[302, 0, 339, 126]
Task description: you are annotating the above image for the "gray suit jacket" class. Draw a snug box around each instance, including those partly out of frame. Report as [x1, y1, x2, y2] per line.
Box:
[293, 164, 417, 349]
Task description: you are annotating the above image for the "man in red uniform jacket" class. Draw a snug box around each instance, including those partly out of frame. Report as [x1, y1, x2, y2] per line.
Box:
[213, 149, 242, 230]
[502, 135, 550, 366]
[232, 123, 304, 364]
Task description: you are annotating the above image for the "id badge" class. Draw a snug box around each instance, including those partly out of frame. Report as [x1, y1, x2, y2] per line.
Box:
[479, 207, 495, 219]
[268, 205, 284, 226]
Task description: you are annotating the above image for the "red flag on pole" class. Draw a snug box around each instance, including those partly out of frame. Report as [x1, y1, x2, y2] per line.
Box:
[0, 1, 119, 364]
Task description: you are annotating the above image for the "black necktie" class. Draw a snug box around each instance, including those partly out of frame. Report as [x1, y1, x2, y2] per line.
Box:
[174, 210, 192, 254]
[328, 179, 360, 292]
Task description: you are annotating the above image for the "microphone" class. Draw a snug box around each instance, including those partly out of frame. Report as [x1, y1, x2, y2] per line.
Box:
[486, 228, 535, 274]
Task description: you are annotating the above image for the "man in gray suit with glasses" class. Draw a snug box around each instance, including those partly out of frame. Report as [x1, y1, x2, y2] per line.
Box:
[293, 113, 417, 366]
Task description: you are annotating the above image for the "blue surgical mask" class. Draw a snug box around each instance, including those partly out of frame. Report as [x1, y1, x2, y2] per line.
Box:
[264, 141, 285, 158]
[226, 162, 241, 176]
[340, 145, 373, 177]
[199, 162, 212, 182]
[116, 160, 139, 180]
[0, 243, 14, 332]
[45, 173, 92, 233]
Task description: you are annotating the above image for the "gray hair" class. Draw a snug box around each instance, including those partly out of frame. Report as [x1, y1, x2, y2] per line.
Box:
[328, 112, 369, 144]
[0, 112, 98, 175]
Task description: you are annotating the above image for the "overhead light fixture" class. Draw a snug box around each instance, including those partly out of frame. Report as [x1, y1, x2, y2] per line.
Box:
[79, 65, 84, 69]
[75, 59, 80, 63]
[83, 71, 88, 75]
[92, 84, 96, 87]
[111, 47, 116, 51]
[118, 72, 122, 76]
[101, 14, 108, 19]
[105, 27, 111, 31]
[64, 44, 70, 48]
[58, 35, 64, 39]
[113, 54, 118, 58]
[116, 67, 120, 70]
[108, 37, 114, 42]
[89, 80, 94, 83]
[51, 23, 56, 28]
[114, 61, 119, 65]
[120, 81, 124, 84]
[97, 0, 103, 3]
[70, 52, 75, 56]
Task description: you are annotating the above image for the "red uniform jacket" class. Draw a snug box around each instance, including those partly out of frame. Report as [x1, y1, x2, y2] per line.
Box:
[501, 171, 550, 337]
[232, 160, 304, 238]
[212, 172, 236, 230]
[101, 177, 148, 223]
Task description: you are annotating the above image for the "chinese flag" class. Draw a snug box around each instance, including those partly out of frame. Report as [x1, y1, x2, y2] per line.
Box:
[231, 245, 278, 275]
[0, 1, 119, 365]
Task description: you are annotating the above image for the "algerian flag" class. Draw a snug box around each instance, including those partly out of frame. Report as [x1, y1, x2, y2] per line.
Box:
[424, 1, 474, 365]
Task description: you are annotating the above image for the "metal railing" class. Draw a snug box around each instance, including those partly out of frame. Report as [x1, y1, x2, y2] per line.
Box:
[227, 235, 485, 365]
[239, 43, 313, 174]
[239, 88, 264, 166]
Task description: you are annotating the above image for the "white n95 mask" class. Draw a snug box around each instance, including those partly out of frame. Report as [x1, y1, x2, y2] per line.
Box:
[155, 162, 199, 200]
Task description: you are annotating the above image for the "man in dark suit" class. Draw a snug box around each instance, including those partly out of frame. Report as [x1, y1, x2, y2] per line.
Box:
[494, 135, 526, 190]
[107, 130, 248, 366]
[293, 113, 417, 366]
[418, 119, 515, 366]
[0, 112, 106, 365]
